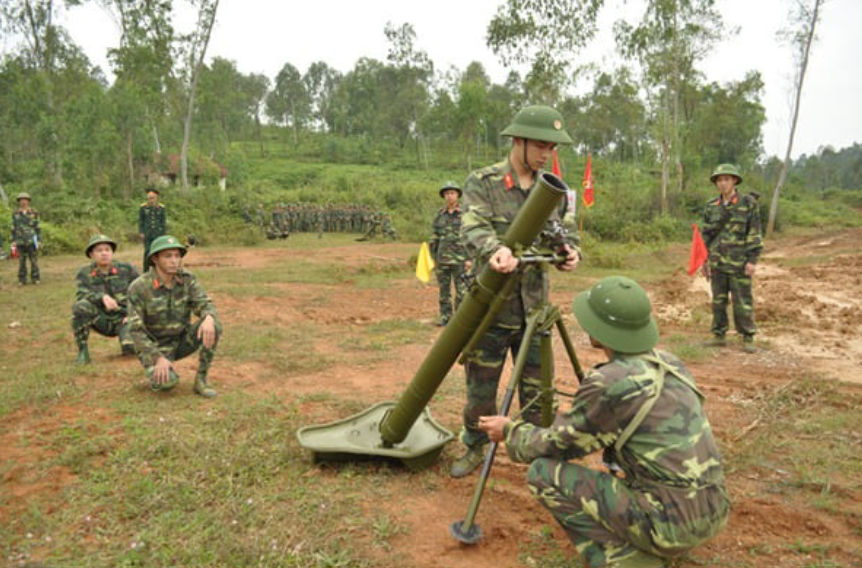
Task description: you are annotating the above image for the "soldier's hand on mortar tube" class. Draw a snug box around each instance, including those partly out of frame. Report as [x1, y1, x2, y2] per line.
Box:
[152, 357, 173, 385]
[197, 314, 217, 349]
[556, 244, 580, 272]
[478, 415, 511, 443]
[102, 295, 120, 311]
[490, 246, 519, 273]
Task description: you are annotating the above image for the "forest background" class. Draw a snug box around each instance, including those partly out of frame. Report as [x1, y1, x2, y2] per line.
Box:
[2, 0, 862, 255]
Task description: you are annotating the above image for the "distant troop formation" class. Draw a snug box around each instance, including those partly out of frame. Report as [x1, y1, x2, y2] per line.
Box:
[240, 203, 397, 240]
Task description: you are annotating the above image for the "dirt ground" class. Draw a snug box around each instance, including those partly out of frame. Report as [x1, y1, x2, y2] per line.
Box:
[3, 229, 862, 567]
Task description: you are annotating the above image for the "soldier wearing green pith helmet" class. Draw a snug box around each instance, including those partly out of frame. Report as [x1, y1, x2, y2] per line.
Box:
[478, 276, 730, 568]
[72, 234, 140, 364]
[450, 105, 581, 478]
[127, 235, 221, 398]
[430, 181, 470, 326]
[700, 164, 763, 353]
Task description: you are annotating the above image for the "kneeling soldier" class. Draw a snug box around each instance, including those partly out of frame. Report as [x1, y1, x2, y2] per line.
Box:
[127, 235, 221, 398]
[72, 234, 140, 364]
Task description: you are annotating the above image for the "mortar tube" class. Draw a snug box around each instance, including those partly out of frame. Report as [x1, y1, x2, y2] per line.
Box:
[379, 173, 569, 446]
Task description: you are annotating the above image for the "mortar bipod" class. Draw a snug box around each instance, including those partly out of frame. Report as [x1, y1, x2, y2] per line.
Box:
[451, 257, 585, 545]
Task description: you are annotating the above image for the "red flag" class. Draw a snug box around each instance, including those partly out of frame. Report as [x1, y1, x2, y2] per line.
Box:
[582, 153, 595, 208]
[551, 148, 562, 177]
[688, 223, 709, 276]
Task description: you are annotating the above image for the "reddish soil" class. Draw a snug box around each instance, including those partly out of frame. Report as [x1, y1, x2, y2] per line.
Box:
[3, 231, 862, 567]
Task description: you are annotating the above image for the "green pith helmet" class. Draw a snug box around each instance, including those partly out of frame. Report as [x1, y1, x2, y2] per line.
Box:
[500, 105, 574, 145]
[85, 234, 117, 257]
[147, 234, 187, 264]
[709, 163, 743, 185]
[572, 276, 659, 354]
[16, 192, 31, 201]
[439, 181, 462, 198]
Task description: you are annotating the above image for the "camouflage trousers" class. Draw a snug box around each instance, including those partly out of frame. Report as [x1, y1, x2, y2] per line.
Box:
[460, 325, 553, 448]
[17, 243, 40, 284]
[528, 458, 730, 567]
[72, 300, 133, 348]
[436, 264, 467, 322]
[710, 270, 756, 338]
[140, 319, 222, 391]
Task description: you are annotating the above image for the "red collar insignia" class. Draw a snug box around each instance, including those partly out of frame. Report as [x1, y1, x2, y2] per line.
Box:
[504, 172, 515, 190]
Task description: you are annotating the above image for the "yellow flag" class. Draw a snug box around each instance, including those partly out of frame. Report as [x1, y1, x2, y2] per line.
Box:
[415, 242, 435, 283]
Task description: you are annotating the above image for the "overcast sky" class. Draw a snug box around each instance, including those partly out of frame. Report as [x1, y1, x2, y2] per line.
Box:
[59, 0, 862, 160]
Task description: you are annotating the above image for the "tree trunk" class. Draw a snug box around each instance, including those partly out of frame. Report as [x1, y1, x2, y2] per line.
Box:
[767, 0, 823, 237]
[126, 132, 135, 199]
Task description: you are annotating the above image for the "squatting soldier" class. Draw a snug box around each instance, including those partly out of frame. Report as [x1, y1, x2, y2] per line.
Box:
[127, 235, 221, 398]
[72, 234, 140, 364]
[700, 164, 763, 353]
[429, 181, 470, 326]
[11, 192, 42, 285]
[138, 188, 167, 272]
[451, 105, 581, 478]
[479, 276, 730, 568]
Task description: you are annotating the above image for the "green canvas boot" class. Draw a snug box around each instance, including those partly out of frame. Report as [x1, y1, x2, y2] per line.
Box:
[450, 445, 486, 478]
[193, 373, 217, 398]
[703, 335, 726, 347]
[75, 342, 91, 365]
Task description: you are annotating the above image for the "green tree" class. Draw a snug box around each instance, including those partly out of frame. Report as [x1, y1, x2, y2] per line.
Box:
[266, 61, 311, 146]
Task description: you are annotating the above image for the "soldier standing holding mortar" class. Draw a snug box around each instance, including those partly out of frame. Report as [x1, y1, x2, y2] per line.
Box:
[138, 188, 166, 272]
[429, 181, 471, 326]
[450, 105, 581, 478]
[700, 164, 763, 353]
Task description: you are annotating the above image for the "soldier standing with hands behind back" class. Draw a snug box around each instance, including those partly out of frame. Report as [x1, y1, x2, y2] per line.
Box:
[138, 188, 166, 272]
[700, 164, 763, 353]
[429, 181, 471, 326]
[11, 192, 42, 285]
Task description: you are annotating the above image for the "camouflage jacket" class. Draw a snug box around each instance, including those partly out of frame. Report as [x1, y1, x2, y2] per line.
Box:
[700, 191, 762, 273]
[12, 209, 41, 246]
[75, 261, 140, 314]
[127, 268, 218, 366]
[504, 350, 726, 493]
[138, 203, 166, 239]
[461, 159, 579, 328]
[430, 207, 467, 265]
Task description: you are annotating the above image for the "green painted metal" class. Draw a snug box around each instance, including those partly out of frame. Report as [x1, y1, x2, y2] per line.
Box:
[295, 402, 453, 470]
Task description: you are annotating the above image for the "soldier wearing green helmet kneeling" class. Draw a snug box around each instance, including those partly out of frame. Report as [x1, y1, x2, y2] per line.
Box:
[127, 235, 221, 398]
[450, 105, 582, 478]
[72, 234, 140, 364]
[478, 276, 729, 568]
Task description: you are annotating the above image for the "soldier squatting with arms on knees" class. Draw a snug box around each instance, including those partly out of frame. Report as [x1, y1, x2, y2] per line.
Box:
[700, 164, 763, 353]
[11, 192, 42, 285]
[429, 181, 471, 326]
[450, 105, 581, 478]
[72, 234, 140, 364]
[127, 235, 221, 398]
[479, 276, 730, 568]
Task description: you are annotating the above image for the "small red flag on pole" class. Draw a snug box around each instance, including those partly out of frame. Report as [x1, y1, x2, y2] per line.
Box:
[551, 148, 562, 177]
[582, 154, 595, 208]
[688, 223, 709, 276]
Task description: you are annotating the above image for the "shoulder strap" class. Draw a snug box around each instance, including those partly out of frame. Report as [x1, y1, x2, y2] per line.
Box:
[613, 350, 703, 461]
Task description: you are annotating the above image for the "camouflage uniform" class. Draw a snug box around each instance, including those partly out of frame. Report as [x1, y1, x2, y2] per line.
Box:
[139, 199, 167, 271]
[12, 204, 41, 284]
[504, 349, 729, 568]
[700, 190, 762, 340]
[459, 159, 579, 448]
[72, 260, 140, 352]
[430, 206, 467, 324]
[127, 267, 221, 391]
